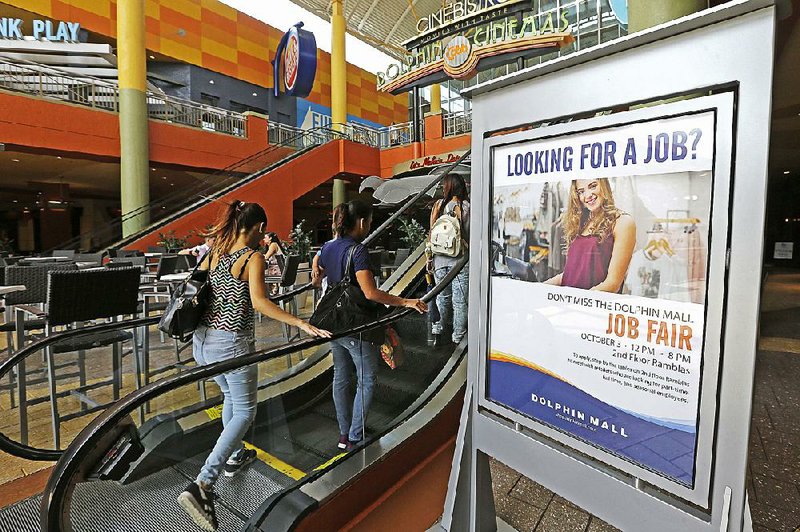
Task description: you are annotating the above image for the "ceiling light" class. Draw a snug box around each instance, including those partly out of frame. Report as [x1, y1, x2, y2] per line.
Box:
[784, 170, 790, 175]
[149, 55, 155, 59]
[252, 92, 258, 97]
[11, 158, 19, 162]
[57, 156, 62, 159]
[162, 176, 167, 180]
[209, 80, 215, 84]
[151, 167, 156, 171]
[12, 200, 17, 203]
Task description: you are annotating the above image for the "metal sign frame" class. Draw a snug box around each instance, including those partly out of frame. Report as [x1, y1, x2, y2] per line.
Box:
[441, 1, 776, 530]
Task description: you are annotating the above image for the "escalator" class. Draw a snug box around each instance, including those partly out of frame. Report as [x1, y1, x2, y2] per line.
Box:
[0, 152, 471, 531]
[9, 252, 466, 532]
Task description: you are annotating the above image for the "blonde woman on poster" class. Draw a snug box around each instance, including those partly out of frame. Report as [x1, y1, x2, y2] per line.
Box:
[545, 178, 636, 292]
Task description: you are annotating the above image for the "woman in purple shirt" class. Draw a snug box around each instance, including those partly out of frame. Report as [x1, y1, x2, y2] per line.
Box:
[545, 178, 635, 292]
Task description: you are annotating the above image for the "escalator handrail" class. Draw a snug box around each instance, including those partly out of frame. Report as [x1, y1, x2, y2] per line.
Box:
[0, 282, 311, 461]
[41, 255, 468, 532]
[362, 150, 470, 248]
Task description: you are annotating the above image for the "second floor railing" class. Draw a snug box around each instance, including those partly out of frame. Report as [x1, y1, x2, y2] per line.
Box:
[0, 57, 247, 138]
[444, 109, 472, 138]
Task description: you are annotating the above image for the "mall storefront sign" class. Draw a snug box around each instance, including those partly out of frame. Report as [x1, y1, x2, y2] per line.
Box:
[392, 150, 467, 175]
[377, 1, 574, 94]
[0, 18, 80, 42]
[297, 100, 383, 131]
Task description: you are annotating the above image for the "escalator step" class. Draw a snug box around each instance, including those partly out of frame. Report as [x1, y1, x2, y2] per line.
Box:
[0, 495, 40, 532]
[68, 466, 243, 531]
[173, 454, 291, 518]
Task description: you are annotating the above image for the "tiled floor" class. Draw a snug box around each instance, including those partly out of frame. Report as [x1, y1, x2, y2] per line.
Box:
[489, 270, 800, 532]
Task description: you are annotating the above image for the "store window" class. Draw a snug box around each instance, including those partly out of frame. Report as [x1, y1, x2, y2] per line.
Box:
[199, 92, 219, 106]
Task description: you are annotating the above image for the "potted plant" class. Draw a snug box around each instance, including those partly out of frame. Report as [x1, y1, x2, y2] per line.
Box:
[286, 220, 314, 309]
[286, 220, 312, 263]
[398, 217, 427, 250]
[157, 230, 188, 253]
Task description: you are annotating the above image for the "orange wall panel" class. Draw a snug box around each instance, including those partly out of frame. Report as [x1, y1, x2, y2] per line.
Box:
[127, 139, 380, 249]
[1, 0, 408, 125]
[0, 90, 269, 170]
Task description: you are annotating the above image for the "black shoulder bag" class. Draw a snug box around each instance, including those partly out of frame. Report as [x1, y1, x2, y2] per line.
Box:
[309, 245, 387, 344]
[158, 251, 212, 342]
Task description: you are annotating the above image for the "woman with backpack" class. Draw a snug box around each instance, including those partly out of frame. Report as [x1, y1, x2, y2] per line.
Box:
[316, 199, 427, 451]
[178, 200, 330, 532]
[429, 174, 470, 347]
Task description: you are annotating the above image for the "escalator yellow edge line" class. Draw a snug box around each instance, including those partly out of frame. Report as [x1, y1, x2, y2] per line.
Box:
[242, 442, 307, 481]
[204, 405, 306, 480]
[313, 452, 347, 472]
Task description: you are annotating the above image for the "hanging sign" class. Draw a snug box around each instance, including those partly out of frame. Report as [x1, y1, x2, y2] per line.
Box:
[377, 2, 574, 94]
[488, 111, 717, 487]
[273, 22, 317, 99]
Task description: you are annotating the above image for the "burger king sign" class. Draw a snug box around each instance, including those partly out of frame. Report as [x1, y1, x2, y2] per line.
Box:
[273, 22, 317, 99]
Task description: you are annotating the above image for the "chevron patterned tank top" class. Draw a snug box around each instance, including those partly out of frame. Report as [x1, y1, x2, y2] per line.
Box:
[200, 247, 255, 332]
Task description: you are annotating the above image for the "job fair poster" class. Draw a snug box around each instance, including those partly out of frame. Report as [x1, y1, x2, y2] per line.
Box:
[487, 111, 716, 487]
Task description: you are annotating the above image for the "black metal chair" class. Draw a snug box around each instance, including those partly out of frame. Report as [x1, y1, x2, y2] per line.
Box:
[155, 255, 179, 280]
[108, 256, 146, 269]
[0, 262, 77, 441]
[175, 254, 197, 272]
[277, 255, 301, 342]
[52, 250, 76, 259]
[74, 253, 103, 265]
[118, 249, 144, 258]
[35, 267, 142, 450]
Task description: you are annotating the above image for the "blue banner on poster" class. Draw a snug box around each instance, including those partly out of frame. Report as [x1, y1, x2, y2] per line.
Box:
[296, 100, 385, 130]
[488, 112, 716, 486]
[273, 23, 317, 99]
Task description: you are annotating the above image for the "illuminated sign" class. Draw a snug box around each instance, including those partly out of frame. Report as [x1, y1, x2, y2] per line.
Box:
[416, 0, 519, 34]
[273, 23, 317, 99]
[0, 18, 81, 42]
[377, 7, 574, 93]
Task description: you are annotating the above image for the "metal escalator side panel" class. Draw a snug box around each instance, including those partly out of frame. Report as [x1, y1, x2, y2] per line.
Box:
[246, 343, 469, 532]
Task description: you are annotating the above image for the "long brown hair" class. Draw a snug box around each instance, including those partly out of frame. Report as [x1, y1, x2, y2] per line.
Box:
[560, 178, 623, 247]
[209, 200, 267, 254]
[436, 174, 468, 220]
[332, 199, 373, 237]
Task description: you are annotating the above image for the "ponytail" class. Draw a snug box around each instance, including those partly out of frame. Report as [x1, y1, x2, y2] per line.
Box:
[332, 199, 372, 237]
[209, 200, 267, 254]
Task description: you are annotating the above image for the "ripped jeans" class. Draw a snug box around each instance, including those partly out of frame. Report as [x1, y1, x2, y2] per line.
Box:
[432, 265, 469, 343]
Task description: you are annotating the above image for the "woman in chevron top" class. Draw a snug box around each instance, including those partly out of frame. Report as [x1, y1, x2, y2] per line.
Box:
[178, 200, 330, 532]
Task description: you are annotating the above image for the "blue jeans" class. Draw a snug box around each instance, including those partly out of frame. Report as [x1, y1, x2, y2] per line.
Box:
[192, 325, 257, 487]
[330, 336, 378, 442]
[432, 265, 469, 342]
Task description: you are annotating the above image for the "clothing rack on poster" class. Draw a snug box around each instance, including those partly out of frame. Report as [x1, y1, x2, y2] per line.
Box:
[652, 217, 701, 224]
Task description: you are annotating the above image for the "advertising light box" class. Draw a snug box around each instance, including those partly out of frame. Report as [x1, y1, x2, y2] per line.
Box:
[486, 107, 724, 488]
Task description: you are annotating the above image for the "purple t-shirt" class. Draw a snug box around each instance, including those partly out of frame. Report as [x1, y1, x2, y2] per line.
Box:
[318, 237, 371, 284]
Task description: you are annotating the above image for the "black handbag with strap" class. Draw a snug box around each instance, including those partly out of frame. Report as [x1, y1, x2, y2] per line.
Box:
[158, 252, 212, 342]
[309, 245, 387, 344]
